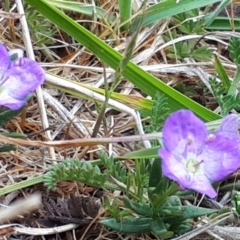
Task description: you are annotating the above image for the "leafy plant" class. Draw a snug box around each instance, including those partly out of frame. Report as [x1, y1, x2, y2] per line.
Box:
[172, 9, 205, 35]
[211, 37, 240, 115]
[163, 30, 213, 61]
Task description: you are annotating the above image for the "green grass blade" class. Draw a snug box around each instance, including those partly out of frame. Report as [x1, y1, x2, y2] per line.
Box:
[205, 17, 240, 30]
[133, 0, 222, 29]
[46, 0, 106, 18]
[204, 0, 231, 26]
[26, 0, 219, 121]
[213, 55, 231, 91]
[118, 0, 132, 30]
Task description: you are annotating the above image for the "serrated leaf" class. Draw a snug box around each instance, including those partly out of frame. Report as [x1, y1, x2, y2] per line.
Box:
[229, 37, 240, 65]
[181, 42, 189, 56]
[191, 46, 213, 60]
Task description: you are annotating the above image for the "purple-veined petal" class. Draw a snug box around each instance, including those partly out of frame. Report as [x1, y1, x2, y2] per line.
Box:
[162, 110, 207, 155]
[159, 148, 190, 186]
[185, 173, 217, 198]
[159, 148, 217, 198]
[202, 136, 240, 182]
[0, 44, 10, 80]
[0, 57, 45, 100]
[0, 89, 27, 110]
[217, 114, 239, 138]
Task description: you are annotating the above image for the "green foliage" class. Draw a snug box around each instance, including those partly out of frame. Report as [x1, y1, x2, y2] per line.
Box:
[213, 55, 231, 91]
[100, 217, 152, 234]
[100, 160, 218, 237]
[231, 191, 240, 217]
[103, 197, 132, 220]
[0, 108, 26, 153]
[211, 37, 240, 115]
[229, 37, 240, 66]
[100, 153, 149, 200]
[0, 108, 22, 126]
[26, 0, 220, 121]
[46, 0, 107, 19]
[118, 0, 132, 30]
[25, 3, 56, 61]
[172, 9, 205, 35]
[0, 144, 16, 152]
[25, 4, 56, 45]
[101, 194, 218, 237]
[163, 30, 213, 61]
[132, 0, 223, 30]
[43, 159, 118, 190]
[204, 0, 231, 27]
[205, 17, 240, 31]
[122, 146, 160, 159]
[144, 93, 169, 134]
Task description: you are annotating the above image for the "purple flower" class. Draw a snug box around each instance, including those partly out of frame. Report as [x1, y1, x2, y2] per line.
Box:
[158, 110, 240, 198]
[0, 44, 45, 110]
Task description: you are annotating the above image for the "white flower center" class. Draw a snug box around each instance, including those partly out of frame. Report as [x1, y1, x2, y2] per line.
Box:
[186, 153, 203, 173]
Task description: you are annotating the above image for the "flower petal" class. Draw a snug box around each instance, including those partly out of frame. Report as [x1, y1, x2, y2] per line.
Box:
[1, 58, 45, 100]
[159, 149, 190, 184]
[159, 149, 217, 198]
[186, 173, 217, 198]
[217, 114, 239, 137]
[162, 110, 207, 155]
[0, 44, 10, 80]
[0, 90, 27, 109]
[203, 135, 240, 181]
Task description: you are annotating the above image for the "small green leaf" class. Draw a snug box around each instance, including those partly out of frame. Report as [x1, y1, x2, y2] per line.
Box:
[191, 46, 213, 60]
[148, 158, 162, 189]
[180, 205, 217, 219]
[121, 146, 159, 159]
[150, 219, 173, 238]
[1, 132, 27, 139]
[123, 196, 152, 217]
[229, 37, 240, 66]
[232, 191, 240, 215]
[100, 217, 152, 233]
[213, 54, 231, 91]
[0, 144, 16, 152]
[0, 109, 22, 126]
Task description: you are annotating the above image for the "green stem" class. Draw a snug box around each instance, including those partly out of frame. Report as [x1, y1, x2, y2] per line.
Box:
[0, 175, 44, 196]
